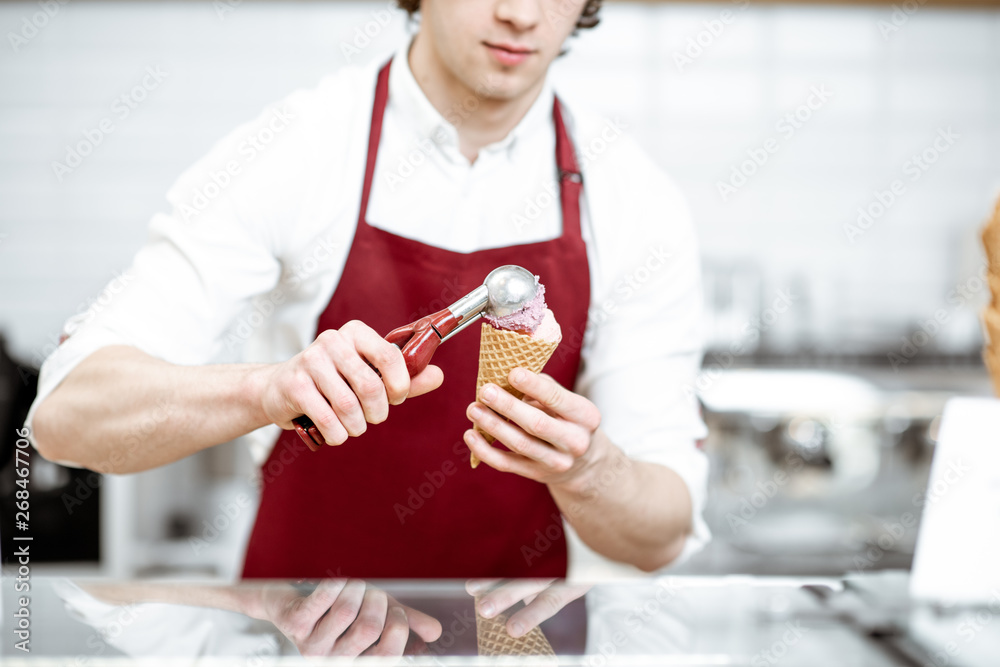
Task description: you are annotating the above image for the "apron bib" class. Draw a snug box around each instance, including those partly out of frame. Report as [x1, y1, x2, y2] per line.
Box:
[242, 59, 591, 579]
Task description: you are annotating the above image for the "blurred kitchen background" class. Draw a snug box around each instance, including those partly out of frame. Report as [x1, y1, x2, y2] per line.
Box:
[0, 1, 998, 580]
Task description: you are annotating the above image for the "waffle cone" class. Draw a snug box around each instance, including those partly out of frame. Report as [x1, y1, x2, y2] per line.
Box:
[985, 347, 1000, 398]
[471, 322, 560, 468]
[984, 207, 1000, 268]
[475, 595, 557, 659]
[990, 271, 1000, 309]
[985, 306, 1000, 348]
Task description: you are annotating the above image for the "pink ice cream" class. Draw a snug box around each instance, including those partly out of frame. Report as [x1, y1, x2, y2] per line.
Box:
[485, 277, 548, 334]
[532, 308, 562, 343]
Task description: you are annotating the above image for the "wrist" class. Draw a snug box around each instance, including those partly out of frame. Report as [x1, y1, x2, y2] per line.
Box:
[240, 364, 273, 429]
[232, 584, 267, 620]
[551, 429, 615, 498]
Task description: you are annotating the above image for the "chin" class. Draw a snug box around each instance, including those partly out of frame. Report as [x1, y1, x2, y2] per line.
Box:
[474, 63, 544, 101]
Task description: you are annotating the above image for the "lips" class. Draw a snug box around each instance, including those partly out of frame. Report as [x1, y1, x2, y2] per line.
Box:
[484, 41, 535, 67]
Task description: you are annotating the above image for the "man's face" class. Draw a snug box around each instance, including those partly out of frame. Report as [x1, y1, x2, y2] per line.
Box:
[418, 0, 587, 101]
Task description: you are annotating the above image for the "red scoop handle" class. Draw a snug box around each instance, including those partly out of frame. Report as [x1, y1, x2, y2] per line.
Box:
[292, 308, 461, 451]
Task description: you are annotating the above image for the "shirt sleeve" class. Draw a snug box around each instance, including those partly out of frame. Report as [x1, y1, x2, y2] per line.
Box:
[569, 128, 711, 578]
[22, 95, 314, 454]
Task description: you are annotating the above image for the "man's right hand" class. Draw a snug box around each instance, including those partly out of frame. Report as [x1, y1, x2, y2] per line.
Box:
[255, 320, 443, 446]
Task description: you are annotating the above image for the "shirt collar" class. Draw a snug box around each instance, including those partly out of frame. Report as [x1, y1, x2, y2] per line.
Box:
[387, 39, 555, 161]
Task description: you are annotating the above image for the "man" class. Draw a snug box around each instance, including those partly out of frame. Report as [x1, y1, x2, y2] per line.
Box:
[28, 0, 709, 653]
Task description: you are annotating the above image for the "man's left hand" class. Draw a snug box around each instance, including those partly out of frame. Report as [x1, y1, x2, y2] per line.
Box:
[465, 579, 592, 639]
[464, 368, 603, 486]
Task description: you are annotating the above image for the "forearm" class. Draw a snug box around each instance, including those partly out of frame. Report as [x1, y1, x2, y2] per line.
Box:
[33, 345, 271, 474]
[78, 581, 251, 614]
[548, 432, 693, 572]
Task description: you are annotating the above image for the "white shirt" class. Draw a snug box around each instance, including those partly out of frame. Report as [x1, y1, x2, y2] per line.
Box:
[27, 41, 710, 578]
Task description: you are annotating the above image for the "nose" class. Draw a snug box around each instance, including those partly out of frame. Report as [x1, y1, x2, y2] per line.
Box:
[494, 0, 541, 31]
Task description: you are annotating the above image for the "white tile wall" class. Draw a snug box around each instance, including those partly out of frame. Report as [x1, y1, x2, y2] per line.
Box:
[1, 1, 999, 364]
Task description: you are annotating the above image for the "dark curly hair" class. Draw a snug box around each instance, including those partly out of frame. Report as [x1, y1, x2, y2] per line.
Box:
[395, 0, 602, 31]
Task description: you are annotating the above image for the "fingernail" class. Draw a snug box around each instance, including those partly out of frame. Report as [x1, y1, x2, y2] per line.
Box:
[509, 622, 524, 637]
[467, 581, 483, 593]
[470, 405, 484, 419]
[481, 601, 495, 617]
[511, 368, 526, 383]
[481, 385, 497, 402]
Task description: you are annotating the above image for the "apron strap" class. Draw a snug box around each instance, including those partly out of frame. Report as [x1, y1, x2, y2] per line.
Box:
[553, 96, 582, 239]
[357, 60, 393, 226]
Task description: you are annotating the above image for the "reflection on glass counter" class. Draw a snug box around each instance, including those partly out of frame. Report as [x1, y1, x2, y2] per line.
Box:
[3, 574, 999, 665]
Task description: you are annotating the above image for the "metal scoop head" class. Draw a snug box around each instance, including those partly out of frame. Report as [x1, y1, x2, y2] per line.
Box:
[442, 265, 537, 341]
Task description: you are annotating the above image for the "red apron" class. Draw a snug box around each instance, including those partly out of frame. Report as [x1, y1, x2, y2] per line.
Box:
[241, 59, 591, 579]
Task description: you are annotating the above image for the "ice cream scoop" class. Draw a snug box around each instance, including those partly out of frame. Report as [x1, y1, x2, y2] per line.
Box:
[294, 264, 541, 451]
[484, 278, 546, 335]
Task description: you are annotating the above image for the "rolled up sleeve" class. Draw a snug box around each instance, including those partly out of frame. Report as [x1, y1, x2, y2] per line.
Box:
[569, 136, 710, 578]
[23, 98, 304, 450]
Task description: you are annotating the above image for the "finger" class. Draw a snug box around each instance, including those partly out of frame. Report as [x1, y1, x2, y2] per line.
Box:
[409, 364, 444, 397]
[311, 365, 367, 439]
[465, 578, 504, 596]
[505, 584, 592, 638]
[349, 325, 410, 406]
[363, 605, 409, 657]
[477, 383, 581, 455]
[509, 369, 601, 432]
[524, 396, 558, 418]
[330, 586, 388, 657]
[299, 578, 348, 619]
[296, 382, 350, 446]
[329, 334, 390, 427]
[476, 579, 555, 619]
[463, 429, 541, 480]
[310, 578, 365, 650]
[394, 599, 443, 642]
[467, 403, 574, 472]
[289, 579, 348, 656]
